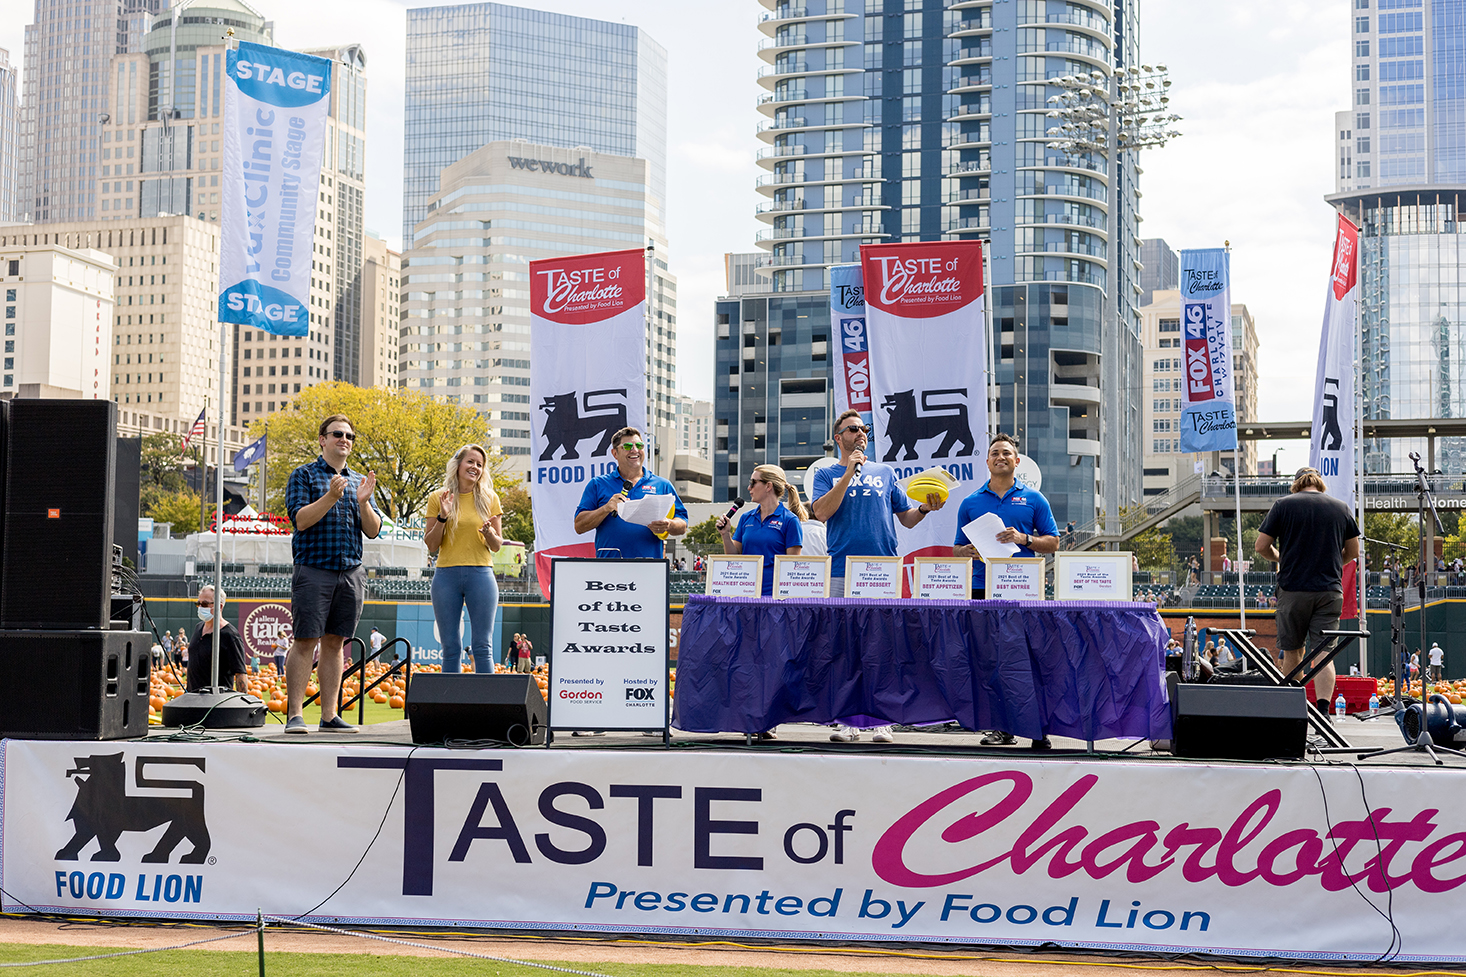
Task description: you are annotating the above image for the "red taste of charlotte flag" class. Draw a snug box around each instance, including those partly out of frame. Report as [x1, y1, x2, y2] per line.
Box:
[860, 241, 988, 588]
[529, 249, 647, 598]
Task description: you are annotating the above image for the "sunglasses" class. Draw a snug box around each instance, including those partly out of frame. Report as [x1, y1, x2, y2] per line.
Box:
[748, 479, 764, 488]
[839, 425, 871, 436]
[325, 430, 356, 441]
[196, 600, 213, 608]
[617, 442, 645, 451]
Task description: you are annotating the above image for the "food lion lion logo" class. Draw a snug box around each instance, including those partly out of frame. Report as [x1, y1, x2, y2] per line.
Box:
[55, 754, 210, 864]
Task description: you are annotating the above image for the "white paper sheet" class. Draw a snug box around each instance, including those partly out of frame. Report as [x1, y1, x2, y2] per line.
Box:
[962, 511, 1020, 561]
[616, 493, 675, 527]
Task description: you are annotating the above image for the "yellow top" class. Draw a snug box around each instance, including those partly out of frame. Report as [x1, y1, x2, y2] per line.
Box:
[425, 490, 503, 568]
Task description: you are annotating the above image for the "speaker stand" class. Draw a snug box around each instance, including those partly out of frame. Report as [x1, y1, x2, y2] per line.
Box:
[160, 689, 267, 729]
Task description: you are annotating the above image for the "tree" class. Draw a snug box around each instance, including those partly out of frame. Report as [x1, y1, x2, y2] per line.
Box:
[140, 432, 189, 492]
[1128, 526, 1176, 571]
[245, 383, 499, 525]
[498, 481, 535, 549]
[1164, 515, 1204, 565]
[685, 515, 721, 549]
[147, 490, 219, 536]
[1363, 512, 1419, 567]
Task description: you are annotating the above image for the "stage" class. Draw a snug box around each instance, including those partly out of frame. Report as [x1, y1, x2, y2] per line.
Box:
[4, 718, 1466, 963]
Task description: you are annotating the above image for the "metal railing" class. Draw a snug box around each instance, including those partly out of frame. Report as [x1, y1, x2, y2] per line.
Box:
[304, 636, 414, 727]
[1065, 473, 1202, 549]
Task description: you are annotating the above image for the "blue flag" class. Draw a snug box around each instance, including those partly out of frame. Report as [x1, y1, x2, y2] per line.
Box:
[233, 434, 267, 473]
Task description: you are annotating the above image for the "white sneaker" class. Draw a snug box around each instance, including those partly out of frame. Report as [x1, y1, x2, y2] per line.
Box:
[871, 725, 895, 744]
[829, 724, 860, 743]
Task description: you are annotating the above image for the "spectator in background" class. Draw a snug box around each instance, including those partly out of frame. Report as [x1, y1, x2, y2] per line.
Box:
[176, 628, 188, 665]
[187, 585, 247, 693]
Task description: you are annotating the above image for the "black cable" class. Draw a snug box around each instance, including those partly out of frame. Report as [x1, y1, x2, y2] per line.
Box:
[1306, 761, 1402, 964]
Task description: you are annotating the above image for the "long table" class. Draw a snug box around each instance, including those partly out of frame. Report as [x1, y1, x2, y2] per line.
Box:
[671, 595, 1172, 741]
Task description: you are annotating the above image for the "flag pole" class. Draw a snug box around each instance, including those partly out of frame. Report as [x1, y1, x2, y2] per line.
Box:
[1226, 241, 1245, 632]
[1354, 227, 1368, 676]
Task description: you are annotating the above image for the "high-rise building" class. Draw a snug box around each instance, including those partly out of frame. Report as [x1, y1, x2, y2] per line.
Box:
[0, 238, 114, 401]
[402, 3, 668, 247]
[1138, 238, 1178, 306]
[359, 233, 401, 389]
[400, 141, 677, 473]
[0, 49, 18, 224]
[675, 395, 713, 461]
[1329, 0, 1466, 475]
[719, 0, 1147, 523]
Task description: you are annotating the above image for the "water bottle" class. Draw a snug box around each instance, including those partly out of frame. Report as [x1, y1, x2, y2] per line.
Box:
[1368, 692, 1379, 718]
[1334, 693, 1347, 721]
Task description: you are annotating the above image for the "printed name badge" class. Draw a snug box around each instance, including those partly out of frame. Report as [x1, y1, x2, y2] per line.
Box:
[914, 557, 971, 599]
[844, 556, 902, 599]
[705, 555, 764, 598]
[773, 556, 831, 599]
[984, 557, 1046, 601]
[1054, 552, 1133, 601]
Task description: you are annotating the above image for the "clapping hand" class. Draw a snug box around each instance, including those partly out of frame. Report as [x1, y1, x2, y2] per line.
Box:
[358, 470, 377, 504]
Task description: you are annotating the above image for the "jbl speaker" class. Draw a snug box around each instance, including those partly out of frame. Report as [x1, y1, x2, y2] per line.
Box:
[1, 400, 117, 629]
[408, 673, 547, 746]
[1168, 674, 1308, 760]
[0, 630, 150, 739]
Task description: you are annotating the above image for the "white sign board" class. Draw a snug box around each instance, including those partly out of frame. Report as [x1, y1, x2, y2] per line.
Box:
[844, 557, 902, 599]
[985, 557, 1046, 601]
[773, 556, 830, 599]
[914, 557, 971, 599]
[705, 555, 765, 598]
[1055, 552, 1133, 601]
[549, 558, 668, 731]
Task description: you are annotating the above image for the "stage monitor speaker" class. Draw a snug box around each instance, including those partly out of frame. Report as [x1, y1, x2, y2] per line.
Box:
[1, 399, 117, 629]
[1168, 675, 1308, 761]
[407, 673, 546, 746]
[0, 629, 150, 739]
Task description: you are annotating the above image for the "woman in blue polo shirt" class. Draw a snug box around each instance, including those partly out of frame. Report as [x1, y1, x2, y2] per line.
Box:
[717, 464, 805, 597]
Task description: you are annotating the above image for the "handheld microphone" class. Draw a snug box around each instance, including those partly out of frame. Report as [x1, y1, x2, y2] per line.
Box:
[719, 497, 744, 530]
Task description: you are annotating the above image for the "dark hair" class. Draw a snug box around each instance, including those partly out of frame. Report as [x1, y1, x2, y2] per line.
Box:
[989, 432, 1019, 451]
[612, 427, 644, 449]
[833, 409, 863, 434]
[318, 414, 353, 437]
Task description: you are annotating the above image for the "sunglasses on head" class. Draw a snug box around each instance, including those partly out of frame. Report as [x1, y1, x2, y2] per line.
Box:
[325, 430, 356, 441]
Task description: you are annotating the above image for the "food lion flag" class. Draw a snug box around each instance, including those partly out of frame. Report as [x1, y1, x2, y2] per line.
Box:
[1177, 248, 1237, 454]
[529, 249, 647, 599]
[830, 264, 872, 427]
[1310, 215, 1359, 509]
[861, 241, 987, 591]
[218, 42, 332, 338]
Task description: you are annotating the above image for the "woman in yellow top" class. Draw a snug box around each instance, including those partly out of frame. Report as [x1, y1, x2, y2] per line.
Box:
[425, 444, 503, 673]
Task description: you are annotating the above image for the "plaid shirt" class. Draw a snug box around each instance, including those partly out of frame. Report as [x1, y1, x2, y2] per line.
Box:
[285, 455, 379, 570]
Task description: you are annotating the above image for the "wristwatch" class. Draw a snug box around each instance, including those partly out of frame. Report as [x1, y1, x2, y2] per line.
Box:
[1022, 532, 1031, 546]
[917, 503, 930, 514]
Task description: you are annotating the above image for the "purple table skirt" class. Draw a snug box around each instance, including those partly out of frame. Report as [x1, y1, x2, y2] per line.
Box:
[671, 595, 1172, 741]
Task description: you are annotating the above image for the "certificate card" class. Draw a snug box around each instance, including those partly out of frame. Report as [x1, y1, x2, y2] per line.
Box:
[1054, 551, 1133, 601]
[704, 554, 765, 598]
[984, 557, 1046, 600]
[773, 556, 831, 599]
[913, 557, 971, 599]
[844, 556, 902, 599]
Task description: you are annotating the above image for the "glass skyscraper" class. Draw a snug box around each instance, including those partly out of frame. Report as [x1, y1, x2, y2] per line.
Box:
[402, 3, 668, 246]
[719, 0, 1146, 525]
[1330, 0, 1466, 475]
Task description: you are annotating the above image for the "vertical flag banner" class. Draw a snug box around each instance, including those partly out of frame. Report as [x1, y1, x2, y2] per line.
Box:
[530, 249, 648, 598]
[830, 264, 871, 426]
[218, 42, 332, 337]
[1311, 215, 1359, 508]
[1178, 248, 1237, 454]
[862, 241, 987, 586]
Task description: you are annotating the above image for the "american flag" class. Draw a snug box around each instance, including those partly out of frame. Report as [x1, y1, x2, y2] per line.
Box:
[180, 407, 208, 457]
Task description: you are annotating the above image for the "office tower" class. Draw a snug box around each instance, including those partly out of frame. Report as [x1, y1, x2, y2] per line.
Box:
[402, 3, 668, 246]
[359, 233, 401, 389]
[1330, 1, 1466, 475]
[721, 0, 1147, 524]
[676, 395, 714, 461]
[0, 237, 115, 400]
[1138, 237, 1178, 306]
[0, 50, 18, 224]
[400, 141, 676, 475]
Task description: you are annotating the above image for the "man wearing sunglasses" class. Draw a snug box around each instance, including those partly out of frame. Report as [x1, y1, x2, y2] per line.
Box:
[282, 413, 381, 734]
[574, 426, 689, 559]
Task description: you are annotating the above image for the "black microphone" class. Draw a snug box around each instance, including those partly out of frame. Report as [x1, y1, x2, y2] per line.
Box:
[719, 497, 744, 530]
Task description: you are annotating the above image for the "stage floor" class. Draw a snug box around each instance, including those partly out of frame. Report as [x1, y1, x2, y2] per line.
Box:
[140, 712, 1459, 766]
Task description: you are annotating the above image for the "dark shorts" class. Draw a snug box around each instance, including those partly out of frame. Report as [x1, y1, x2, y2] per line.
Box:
[1275, 588, 1344, 654]
[292, 563, 366, 640]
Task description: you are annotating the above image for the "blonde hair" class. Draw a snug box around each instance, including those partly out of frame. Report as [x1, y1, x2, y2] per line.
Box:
[752, 464, 808, 520]
[440, 444, 500, 541]
[1291, 467, 1328, 494]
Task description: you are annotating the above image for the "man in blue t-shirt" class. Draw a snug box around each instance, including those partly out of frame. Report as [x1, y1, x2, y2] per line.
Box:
[574, 426, 689, 560]
[953, 432, 1060, 749]
[811, 410, 945, 746]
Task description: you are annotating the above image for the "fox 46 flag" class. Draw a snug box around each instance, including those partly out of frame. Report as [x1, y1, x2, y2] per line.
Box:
[1178, 248, 1237, 454]
[218, 43, 332, 337]
[1310, 215, 1359, 508]
[830, 264, 872, 427]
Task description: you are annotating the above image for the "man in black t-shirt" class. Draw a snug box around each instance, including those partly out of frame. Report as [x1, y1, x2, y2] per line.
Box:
[187, 585, 249, 693]
[1255, 467, 1361, 709]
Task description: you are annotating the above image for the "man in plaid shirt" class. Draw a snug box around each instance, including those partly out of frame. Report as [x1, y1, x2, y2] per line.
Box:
[282, 413, 381, 733]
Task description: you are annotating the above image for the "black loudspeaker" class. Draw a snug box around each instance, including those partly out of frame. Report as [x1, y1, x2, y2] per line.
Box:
[113, 436, 141, 570]
[1168, 674, 1308, 760]
[1, 399, 117, 629]
[0, 630, 150, 739]
[407, 673, 547, 746]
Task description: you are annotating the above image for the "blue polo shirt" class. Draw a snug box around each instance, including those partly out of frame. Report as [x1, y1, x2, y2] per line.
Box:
[953, 480, 1059, 592]
[576, 468, 689, 560]
[811, 461, 910, 578]
[733, 502, 804, 596]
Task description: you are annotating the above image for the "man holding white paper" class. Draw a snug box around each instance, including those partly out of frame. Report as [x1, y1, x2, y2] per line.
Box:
[574, 427, 688, 559]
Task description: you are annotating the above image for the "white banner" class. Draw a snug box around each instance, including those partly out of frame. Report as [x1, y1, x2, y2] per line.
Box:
[862, 241, 987, 592]
[529, 249, 647, 598]
[1177, 248, 1237, 454]
[548, 558, 668, 731]
[1311, 215, 1359, 508]
[7, 739, 1466, 960]
[217, 42, 332, 338]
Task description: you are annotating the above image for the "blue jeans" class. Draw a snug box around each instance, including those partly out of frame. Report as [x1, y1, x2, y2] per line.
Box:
[431, 565, 499, 673]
